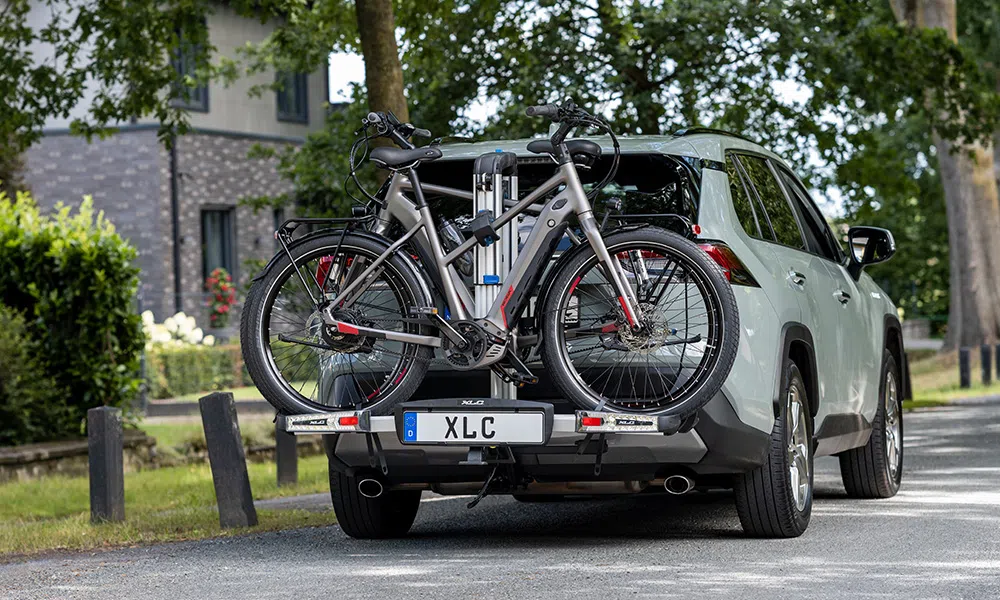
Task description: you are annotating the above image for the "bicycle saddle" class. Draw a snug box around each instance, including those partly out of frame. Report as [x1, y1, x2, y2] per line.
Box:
[370, 146, 443, 170]
[526, 139, 602, 160]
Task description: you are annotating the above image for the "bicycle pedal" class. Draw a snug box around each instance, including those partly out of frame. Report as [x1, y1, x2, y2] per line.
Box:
[408, 306, 439, 316]
[510, 372, 538, 386]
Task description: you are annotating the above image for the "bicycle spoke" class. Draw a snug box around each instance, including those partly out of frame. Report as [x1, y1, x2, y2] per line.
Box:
[554, 241, 721, 411]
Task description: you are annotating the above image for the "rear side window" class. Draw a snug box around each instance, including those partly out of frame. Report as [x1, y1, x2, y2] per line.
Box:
[737, 155, 805, 250]
[776, 167, 843, 262]
[726, 156, 760, 238]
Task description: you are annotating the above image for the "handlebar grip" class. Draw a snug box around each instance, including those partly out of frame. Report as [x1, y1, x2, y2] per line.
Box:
[525, 104, 559, 119]
[411, 127, 432, 138]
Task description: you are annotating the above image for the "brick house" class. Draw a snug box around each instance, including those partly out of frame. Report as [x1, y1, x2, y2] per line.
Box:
[23, 3, 328, 325]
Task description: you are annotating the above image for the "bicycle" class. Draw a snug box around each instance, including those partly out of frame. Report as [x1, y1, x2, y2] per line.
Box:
[241, 101, 739, 420]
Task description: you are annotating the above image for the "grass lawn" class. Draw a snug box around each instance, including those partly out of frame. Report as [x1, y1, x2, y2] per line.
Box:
[138, 415, 278, 451]
[170, 384, 266, 403]
[0, 455, 334, 558]
[905, 349, 1000, 410]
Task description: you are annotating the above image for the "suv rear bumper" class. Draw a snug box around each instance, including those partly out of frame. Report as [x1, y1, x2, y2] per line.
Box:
[328, 390, 770, 483]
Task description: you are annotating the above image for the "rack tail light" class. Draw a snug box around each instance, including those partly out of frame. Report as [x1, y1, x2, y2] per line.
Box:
[697, 242, 759, 287]
[281, 411, 370, 433]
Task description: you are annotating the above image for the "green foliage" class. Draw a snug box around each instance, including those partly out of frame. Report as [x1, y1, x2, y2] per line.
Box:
[225, 0, 1000, 218]
[0, 305, 71, 446]
[146, 344, 251, 399]
[0, 194, 144, 442]
[838, 117, 950, 321]
[0, 0, 295, 155]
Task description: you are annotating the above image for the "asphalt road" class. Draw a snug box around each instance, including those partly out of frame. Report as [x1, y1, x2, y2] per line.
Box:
[3, 402, 999, 600]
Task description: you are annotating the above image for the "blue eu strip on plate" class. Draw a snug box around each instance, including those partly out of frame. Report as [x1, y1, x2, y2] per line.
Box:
[403, 412, 417, 441]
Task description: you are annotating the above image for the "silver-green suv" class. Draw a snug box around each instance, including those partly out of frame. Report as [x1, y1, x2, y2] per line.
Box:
[327, 129, 905, 539]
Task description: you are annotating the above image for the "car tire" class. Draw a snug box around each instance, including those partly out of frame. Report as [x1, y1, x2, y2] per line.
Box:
[734, 359, 813, 538]
[329, 470, 421, 539]
[839, 351, 903, 499]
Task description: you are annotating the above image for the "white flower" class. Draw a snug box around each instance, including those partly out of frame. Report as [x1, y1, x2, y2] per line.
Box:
[202, 335, 215, 346]
[152, 330, 173, 344]
[163, 316, 177, 333]
[141, 310, 155, 327]
[189, 328, 204, 343]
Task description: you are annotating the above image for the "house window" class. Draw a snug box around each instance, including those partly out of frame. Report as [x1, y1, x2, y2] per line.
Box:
[171, 24, 209, 112]
[276, 72, 309, 123]
[202, 208, 235, 281]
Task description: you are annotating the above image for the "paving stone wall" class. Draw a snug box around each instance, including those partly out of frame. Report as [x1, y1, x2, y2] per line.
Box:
[171, 133, 295, 328]
[25, 129, 296, 327]
[24, 130, 169, 317]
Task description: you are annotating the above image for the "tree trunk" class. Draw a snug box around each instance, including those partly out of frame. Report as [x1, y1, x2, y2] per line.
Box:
[893, 0, 1000, 348]
[355, 0, 409, 124]
[0, 140, 30, 199]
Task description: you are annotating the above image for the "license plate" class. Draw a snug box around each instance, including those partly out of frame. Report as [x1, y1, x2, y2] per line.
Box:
[401, 411, 545, 445]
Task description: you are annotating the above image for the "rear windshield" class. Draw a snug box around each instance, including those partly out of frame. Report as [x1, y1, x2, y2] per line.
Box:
[418, 152, 702, 233]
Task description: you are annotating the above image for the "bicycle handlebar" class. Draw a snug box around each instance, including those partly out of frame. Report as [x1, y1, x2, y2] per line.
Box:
[525, 104, 560, 119]
[362, 111, 430, 145]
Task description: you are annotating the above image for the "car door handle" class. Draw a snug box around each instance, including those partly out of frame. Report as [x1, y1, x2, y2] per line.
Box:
[788, 271, 806, 286]
[835, 290, 851, 304]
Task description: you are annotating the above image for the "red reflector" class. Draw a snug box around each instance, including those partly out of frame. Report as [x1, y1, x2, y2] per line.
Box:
[692, 224, 702, 235]
[338, 416, 359, 427]
[581, 417, 603, 427]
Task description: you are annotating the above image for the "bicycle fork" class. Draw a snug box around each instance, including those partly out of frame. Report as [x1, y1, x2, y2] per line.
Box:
[577, 212, 645, 329]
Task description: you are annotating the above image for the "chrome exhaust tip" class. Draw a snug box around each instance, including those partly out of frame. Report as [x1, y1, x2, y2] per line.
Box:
[663, 475, 694, 495]
[358, 478, 384, 499]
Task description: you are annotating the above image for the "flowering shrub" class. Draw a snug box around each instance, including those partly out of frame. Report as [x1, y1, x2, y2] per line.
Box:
[206, 268, 236, 328]
[142, 310, 215, 349]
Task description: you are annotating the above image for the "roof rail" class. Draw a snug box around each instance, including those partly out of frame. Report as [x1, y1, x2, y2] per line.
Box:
[672, 127, 756, 144]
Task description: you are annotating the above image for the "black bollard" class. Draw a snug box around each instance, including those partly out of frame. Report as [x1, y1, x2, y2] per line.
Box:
[275, 424, 298, 487]
[88, 406, 125, 523]
[199, 392, 258, 528]
[982, 344, 993, 386]
[959, 347, 971, 389]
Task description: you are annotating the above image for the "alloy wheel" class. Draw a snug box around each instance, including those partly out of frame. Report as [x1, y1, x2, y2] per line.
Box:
[786, 382, 811, 512]
[884, 370, 902, 480]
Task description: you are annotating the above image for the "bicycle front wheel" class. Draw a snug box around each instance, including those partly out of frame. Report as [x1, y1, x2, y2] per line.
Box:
[540, 227, 739, 417]
[241, 233, 433, 416]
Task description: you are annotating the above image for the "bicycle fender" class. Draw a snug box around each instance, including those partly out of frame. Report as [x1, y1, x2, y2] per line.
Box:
[251, 228, 435, 305]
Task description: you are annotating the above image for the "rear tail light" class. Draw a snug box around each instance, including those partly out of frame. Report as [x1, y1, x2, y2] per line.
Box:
[316, 256, 333, 288]
[316, 255, 353, 288]
[697, 242, 759, 287]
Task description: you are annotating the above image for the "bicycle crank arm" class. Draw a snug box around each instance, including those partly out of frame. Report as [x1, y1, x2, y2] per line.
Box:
[325, 319, 443, 348]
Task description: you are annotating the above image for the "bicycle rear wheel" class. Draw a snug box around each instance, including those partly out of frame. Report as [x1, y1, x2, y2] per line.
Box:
[540, 227, 739, 417]
[241, 233, 433, 415]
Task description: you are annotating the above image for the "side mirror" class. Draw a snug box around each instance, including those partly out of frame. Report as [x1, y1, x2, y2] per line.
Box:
[846, 226, 895, 280]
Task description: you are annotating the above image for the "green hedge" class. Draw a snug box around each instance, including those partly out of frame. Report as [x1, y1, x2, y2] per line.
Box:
[0, 195, 144, 444]
[146, 344, 252, 399]
[0, 305, 72, 445]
